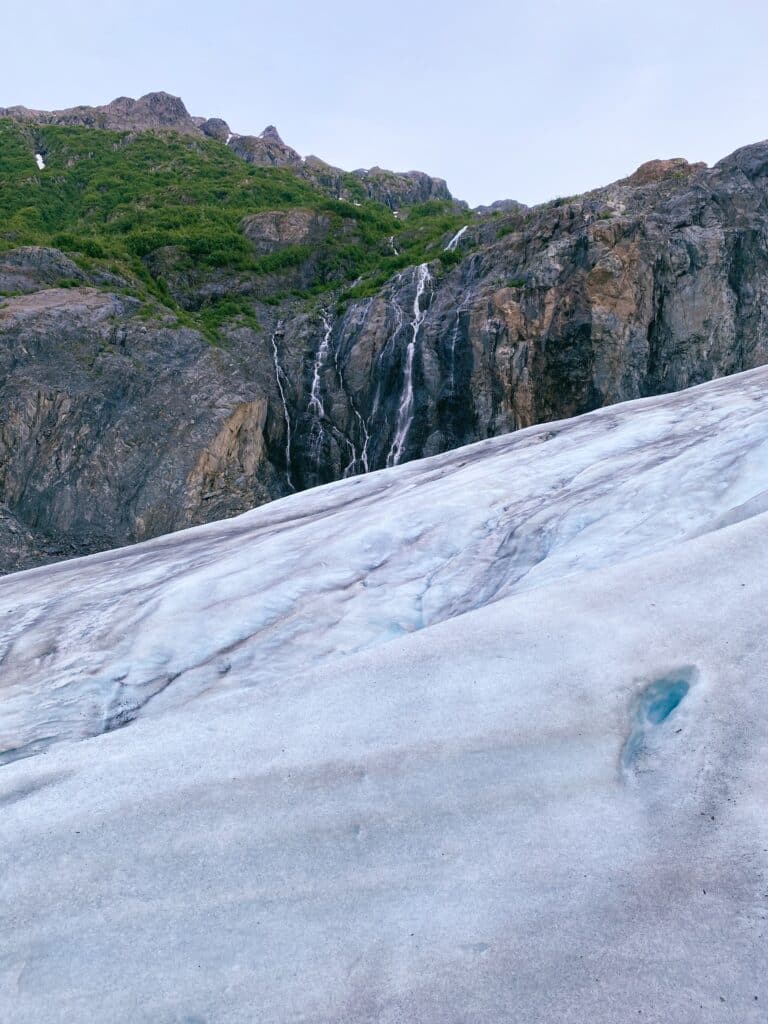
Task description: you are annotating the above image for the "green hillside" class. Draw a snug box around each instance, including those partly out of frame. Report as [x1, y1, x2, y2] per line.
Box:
[0, 119, 467, 336]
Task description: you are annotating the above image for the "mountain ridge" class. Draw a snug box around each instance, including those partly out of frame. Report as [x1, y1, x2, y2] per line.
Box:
[0, 90, 455, 210]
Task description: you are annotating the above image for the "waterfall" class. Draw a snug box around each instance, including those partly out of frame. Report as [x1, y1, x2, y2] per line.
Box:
[370, 285, 405, 429]
[332, 306, 372, 476]
[343, 405, 370, 476]
[444, 225, 468, 251]
[386, 263, 431, 468]
[306, 310, 372, 479]
[448, 293, 471, 396]
[307, 314, 333, 467]
[35, 154, 46, 170]
[270, 324, 294, 490]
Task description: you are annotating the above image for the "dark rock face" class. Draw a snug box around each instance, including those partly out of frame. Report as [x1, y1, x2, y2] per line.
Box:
[4, 139, 768, 573]
[0, 277, 289, 573]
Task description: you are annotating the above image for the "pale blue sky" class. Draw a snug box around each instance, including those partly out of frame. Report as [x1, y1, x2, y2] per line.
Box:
[4, 0, 768, 206]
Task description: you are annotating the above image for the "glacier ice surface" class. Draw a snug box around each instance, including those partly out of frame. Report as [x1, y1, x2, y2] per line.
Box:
[1, 368, 768, 1022]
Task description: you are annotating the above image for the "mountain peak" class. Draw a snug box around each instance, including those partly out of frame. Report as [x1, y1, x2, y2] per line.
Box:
[259, 125, 284, 144]
[104, 91, 193, 125]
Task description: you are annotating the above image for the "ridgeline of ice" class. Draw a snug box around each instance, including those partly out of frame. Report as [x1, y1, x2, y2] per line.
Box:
[2, 368, 768, 1021]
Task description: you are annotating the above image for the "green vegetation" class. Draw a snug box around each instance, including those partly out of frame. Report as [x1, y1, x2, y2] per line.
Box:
[0, 119, 469, 337]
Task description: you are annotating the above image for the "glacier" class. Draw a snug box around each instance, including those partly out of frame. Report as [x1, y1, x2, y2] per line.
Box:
[1, 367, 767, 1022]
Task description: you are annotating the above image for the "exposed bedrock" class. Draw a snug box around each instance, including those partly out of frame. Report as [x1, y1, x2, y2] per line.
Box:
[3, 137, 768, 570]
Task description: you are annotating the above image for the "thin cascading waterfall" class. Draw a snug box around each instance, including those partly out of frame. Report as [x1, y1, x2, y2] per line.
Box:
[308, 310, 372, 479]
[270, 323, 294, 490]
[307, 313, 333, 468]
[370, 289, 405, 436]
[333, 299, 373, 476]
[338, 387, 371, 477]
[386, 263, 432, 468]
[339, 432, 359, 477]
[444, 225, 468, 251]
[448, 292, 471, 396]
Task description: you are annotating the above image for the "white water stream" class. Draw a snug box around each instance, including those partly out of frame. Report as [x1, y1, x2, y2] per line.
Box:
[307, 314, 333, 467]
[270, 324, 293, 489]
[386, 263, 431, 467]
[445, 225, 468, 251]
[448, 293, 471, 395]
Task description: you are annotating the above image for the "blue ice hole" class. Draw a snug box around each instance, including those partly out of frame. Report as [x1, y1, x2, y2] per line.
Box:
[621, 671, 694, 774]
[643, 678, 690, 724]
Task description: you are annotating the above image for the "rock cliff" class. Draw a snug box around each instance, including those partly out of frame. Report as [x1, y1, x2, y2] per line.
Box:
[2, 101, 768, 573]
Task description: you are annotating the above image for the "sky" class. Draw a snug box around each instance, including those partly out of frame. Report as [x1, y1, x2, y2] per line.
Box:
[4, 0, 768, 207]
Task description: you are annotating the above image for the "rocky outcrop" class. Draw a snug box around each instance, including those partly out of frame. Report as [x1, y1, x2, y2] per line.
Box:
[241, 209, 333, 254]
[352, 167, 453, 209]
[229, 126, 303, 169]
[472, 198, 528, 215]
[0, 247, 85, 294]
[3, 137, 768, 573]
[0, 92, 200, 134]
[622, 157, 707, 186]
[199, 117, 232, 142]
[299, 156, 453, 208]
